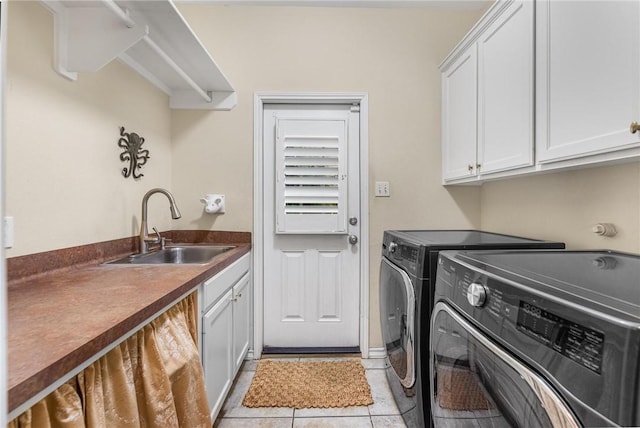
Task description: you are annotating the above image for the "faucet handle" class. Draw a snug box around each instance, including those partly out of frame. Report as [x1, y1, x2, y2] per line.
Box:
[146, 227, 162, 244]
[154, 229, 172, 250]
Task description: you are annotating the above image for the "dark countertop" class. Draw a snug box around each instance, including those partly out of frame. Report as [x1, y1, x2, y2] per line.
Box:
[7, 237, 250, 414]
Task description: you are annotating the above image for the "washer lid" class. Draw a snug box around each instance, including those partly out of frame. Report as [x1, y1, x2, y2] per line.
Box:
[389, 230, 564, 249]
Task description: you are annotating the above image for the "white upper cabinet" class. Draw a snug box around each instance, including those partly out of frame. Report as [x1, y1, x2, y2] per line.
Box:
[536, 0, 640, 164]
[441, 0, 640, 185]
[40, 0, 236, 110]
[441, 0, 534, 183]
[442, 45, 478, 181]
[477, 0, 534, 174]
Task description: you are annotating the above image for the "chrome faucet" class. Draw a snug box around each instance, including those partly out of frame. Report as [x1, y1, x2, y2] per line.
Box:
[139, 188, 182, 254]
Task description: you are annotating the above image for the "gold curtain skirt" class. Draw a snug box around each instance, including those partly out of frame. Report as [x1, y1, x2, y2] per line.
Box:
[9, 293, 211, 428]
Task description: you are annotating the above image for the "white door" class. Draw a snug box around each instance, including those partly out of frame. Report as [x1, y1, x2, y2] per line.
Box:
[262, 103, 360, 350]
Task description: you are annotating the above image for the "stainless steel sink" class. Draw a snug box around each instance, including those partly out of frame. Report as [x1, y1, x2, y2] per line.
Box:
[105, 245, 235, 265]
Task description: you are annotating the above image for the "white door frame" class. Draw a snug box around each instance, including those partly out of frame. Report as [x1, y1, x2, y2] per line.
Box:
[253, 92, 370, 358]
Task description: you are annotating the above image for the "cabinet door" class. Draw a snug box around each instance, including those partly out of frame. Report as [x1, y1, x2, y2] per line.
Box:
[536, 0, 640, 163]
[478, 0, 534, 174]
[232, 273, 251, 374]
[442, 44, 478, 181]
[202, 289, 233, 420]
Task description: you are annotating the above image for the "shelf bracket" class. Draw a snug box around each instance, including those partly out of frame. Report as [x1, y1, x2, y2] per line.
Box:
[39, 0, 237, 110]
[170, 90, 237, 110]
[142, 35, 213, 104]
[102, 0, 135, 28]
[41, 1, 148, 80]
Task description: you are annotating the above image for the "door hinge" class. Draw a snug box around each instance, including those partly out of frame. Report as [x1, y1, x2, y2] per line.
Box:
[350, 104, 360, 113]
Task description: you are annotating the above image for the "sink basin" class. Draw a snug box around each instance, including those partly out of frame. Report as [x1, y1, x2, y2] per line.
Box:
[106, 245, 235, 265]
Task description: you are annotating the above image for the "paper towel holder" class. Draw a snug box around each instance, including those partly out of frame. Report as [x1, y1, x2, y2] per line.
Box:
[200, 194, 225, 214]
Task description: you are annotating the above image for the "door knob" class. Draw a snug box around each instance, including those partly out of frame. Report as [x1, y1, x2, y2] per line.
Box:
[349, 217, 358, 226]
[631, 121, 639, 134]
[348, 235, 358, 245]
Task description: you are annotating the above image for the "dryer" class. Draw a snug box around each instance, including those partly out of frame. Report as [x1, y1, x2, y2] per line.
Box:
[431, 249, 640, 427]
[379, 230, 564, 427]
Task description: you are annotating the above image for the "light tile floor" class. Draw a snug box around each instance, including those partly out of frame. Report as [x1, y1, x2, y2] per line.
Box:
[214, 357, 407, 428]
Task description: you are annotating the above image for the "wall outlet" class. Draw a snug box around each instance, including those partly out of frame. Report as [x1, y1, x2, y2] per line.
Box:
[375, 181, 390, 197]
[4, 216, 14, 249]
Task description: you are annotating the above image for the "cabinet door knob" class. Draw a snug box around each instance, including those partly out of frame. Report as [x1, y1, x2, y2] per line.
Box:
[467, 164, 474, 172]
[631, 121, 639, 134]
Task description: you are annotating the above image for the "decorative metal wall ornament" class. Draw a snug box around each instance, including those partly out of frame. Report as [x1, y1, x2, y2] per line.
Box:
[118, 126, 150, 179]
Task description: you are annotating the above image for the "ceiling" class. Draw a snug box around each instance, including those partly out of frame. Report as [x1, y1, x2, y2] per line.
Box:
[176, 0, 492, 9]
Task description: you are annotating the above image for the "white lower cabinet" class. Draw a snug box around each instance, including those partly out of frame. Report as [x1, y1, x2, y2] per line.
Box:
[203, 289, 234, 420]
[232, 275, 251, 370]
[200, 253, 251, 422]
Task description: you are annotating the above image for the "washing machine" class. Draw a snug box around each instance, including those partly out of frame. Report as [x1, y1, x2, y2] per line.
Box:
[379, 230, 564, 427]
[431, 249, 640, 427]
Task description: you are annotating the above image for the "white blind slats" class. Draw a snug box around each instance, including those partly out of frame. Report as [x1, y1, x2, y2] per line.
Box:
[283, 147, 339, 158]
[275, 117, 348, 234]
[285, 176, 338, 186]
[284, 158, 338, 167]
[282, 134, 340, 216]
[285, 206, 339, 214]
[284, 166, 338, 176]
[285, 187, 340, 198]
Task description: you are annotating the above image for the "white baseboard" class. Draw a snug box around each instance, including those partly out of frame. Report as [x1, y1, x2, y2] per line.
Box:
[246, 347, 385, 360]
[367, 347, 387, 359]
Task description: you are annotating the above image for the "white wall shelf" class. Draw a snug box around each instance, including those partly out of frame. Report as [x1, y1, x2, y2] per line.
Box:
[40, 0, 236, 110]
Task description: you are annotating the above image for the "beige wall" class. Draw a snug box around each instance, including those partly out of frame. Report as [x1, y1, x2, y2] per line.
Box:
[10, 2, 636, 351]
[5, 2, 173, 257]
[480, 162, 640, 253]
[171, 5, 486, 347]
[6, 2, 485, 347]
[172, 5, 485, 236]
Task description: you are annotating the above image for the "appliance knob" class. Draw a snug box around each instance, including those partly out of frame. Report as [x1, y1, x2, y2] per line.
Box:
[389, 242, 398, 253]
[467, 282, 488, 307]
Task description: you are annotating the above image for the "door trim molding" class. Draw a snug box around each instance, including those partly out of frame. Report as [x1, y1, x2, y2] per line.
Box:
[253, 92, 370, 358]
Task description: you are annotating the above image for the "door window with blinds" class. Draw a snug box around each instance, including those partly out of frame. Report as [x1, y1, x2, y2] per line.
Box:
[275, 117, 348, 234]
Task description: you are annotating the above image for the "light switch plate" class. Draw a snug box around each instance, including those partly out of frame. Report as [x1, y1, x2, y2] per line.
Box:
[4, 216, 14, 249]
[375, 181, 390, 197]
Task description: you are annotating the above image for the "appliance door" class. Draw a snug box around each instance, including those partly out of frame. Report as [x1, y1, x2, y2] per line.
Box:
[430, 303, 580, 428]
[380, 257, 415, 388]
